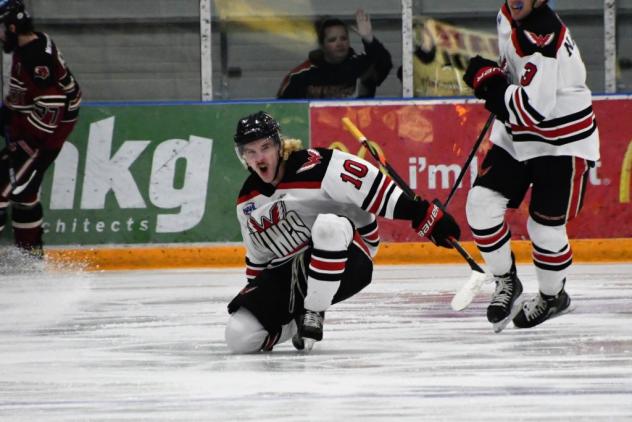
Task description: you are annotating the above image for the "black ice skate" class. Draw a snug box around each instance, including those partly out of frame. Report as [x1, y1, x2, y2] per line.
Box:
[513, 288, 572, 329]
[487, 265, 524, 333]
[293, 310, 324, 352]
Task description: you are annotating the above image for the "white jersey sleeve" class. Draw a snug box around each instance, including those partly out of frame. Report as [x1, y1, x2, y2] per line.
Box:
[236, 207, 273, 281]
[321, 149, 404, 219]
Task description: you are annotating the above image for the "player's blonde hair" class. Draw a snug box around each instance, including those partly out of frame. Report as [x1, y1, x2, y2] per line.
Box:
[282, 138, 303, 160]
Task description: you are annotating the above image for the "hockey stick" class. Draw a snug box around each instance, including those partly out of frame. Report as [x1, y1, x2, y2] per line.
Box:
[444, 113, 495, 207]
[342, 117, 490, 309]
[442, 113, 496, 310]
[1, 138, 18, 196]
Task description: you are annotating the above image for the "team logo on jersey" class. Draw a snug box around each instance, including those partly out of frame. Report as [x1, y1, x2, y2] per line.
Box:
[34, 66, 50, 80]
[249, 201, 285, 233]
[242, 202, 256, 216]
[296, 149, 322, 174]
[247, 200, 311, 258]
[524, 30, 555, 48]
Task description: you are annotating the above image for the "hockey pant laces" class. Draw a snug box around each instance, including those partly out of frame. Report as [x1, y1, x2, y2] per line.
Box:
[289, 251, 307, 314]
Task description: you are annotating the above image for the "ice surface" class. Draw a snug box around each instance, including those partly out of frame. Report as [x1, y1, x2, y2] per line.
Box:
[0, 263, 631, 421]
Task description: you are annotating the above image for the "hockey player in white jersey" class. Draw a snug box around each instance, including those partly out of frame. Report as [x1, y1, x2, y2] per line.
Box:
[225, 111, 461, 353]
[462, 0, 600, 330]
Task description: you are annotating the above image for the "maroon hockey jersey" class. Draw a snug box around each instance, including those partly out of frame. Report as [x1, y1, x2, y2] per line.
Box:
[4, 32, 81, 150]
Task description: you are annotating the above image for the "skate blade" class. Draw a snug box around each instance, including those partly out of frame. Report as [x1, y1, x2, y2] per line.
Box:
[548, 302, 577, 321]
[302, 338, 316, 353]
[492, 296, 526, 333]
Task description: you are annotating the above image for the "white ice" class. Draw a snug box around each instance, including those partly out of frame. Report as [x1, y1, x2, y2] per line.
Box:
[0, 263, 631, 421]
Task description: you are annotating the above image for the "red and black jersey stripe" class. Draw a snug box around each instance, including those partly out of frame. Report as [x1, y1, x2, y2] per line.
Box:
[360, 171, 397, 216]
[507, 105, 597, 146]
[357, 220, 379, 249]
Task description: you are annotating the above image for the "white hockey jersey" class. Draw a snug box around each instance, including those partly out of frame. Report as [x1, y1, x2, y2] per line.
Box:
[235, 148, 405, 280]
[491, 3, 600, 162]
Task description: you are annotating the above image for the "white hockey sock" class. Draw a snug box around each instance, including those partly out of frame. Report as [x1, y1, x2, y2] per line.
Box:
[466, 186, 513, 275]
[303, 214, 352, 312]
[304, 248, 348, 312]
[528, 217, 571, 295]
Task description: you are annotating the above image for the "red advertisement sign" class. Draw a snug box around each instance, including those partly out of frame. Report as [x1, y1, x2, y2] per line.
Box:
[310, 98, 632, 241]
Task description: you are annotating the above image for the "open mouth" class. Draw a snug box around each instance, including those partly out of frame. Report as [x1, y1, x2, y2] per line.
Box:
[257, 164, 269, 175]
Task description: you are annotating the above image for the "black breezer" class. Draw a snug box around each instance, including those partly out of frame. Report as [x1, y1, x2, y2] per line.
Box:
[475, 145, 591, 226]
[228, 241, 373, 336]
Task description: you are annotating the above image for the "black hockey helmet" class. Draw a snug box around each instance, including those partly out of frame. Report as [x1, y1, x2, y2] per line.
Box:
[233, 111, 283, 168]
[0, 0, 32, 33]
[234, 111, 281, 147]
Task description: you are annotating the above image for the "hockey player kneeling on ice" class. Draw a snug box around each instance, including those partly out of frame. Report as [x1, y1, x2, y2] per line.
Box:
[462, 0, 599, 330]
[225, 111, 461, 353]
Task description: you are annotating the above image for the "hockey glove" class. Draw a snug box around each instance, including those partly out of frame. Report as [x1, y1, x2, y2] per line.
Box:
[412, 199, 461, 248]
[463, 55, 510, 122]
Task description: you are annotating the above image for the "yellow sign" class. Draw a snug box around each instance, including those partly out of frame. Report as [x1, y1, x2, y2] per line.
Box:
[413, 17, 499, 97]
[214, 0, 316, 49]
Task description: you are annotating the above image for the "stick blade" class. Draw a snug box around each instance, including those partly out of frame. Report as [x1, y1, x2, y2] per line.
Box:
[450, 270, 490, 311]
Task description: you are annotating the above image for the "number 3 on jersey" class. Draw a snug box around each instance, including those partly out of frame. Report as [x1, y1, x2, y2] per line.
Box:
[340, 159, 368, 189]
[521, 62, 538, 86]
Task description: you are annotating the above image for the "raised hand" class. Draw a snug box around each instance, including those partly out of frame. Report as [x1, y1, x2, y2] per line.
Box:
[352, 9, 373, 43]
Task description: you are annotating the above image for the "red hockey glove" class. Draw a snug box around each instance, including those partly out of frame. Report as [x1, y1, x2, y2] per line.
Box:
[463, 55, 510, 122]
[463, 56, 503, 93]
[412, 199, 461, 248]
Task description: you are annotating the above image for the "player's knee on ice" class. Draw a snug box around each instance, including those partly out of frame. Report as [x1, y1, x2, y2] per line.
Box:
[466, 186, 507, 228]
[311, 214, 353, 250]
[225, 308, 269, 353]
[225, 308, 297, 353]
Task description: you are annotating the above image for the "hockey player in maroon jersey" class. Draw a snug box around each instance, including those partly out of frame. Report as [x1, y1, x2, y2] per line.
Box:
[462, 0, 600, 330]
[225, 111, 460, 353]
[0, 0, 81, 258]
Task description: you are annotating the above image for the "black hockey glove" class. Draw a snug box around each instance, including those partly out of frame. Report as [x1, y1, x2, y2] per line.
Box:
[463, 55, 510, 122]
[412, 199, 461, 248]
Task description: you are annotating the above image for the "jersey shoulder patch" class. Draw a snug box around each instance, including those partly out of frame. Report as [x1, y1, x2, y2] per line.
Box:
[20, 34, 56, 87]
[511, 7, 565, 58]
[284, 148, 332, 183]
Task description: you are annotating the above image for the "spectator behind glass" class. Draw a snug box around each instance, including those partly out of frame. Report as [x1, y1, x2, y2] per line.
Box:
[277, 9, 392, 99]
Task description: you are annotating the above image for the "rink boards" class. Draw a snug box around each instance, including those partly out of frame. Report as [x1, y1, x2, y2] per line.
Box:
[2, 96, 631, 269]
